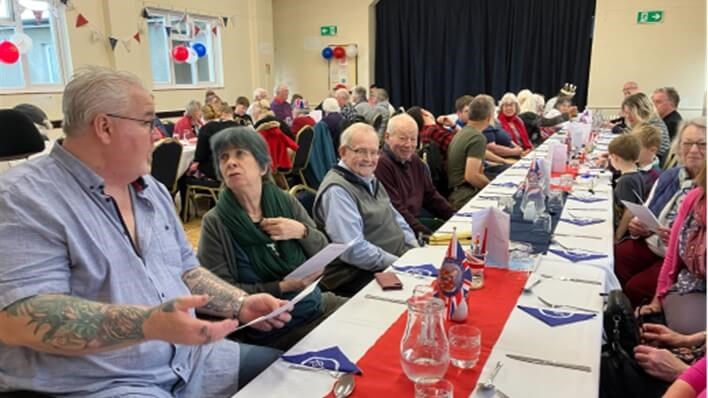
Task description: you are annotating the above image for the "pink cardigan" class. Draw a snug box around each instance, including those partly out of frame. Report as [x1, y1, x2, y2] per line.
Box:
[656, 187, 705, 300]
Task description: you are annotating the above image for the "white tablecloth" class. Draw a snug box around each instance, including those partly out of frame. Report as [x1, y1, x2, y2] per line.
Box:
[234, 129, 617, 398]
[178, 144, 196, 176]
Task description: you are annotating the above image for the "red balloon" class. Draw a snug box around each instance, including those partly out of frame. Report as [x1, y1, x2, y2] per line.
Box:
[0, 40, 19, 64]
[333, 46, 346, 59]
[171, 45, 189, 62]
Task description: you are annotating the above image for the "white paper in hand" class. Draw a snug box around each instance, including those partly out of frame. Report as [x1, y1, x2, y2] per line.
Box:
[284, 242, 350, 280]
[621, 200, 661, 232]
[235, 277, 322, 331]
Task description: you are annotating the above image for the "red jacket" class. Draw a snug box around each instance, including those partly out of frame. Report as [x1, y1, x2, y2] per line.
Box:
[498, 113, 532, 150]
[291, 116, 316, 137]
[174, 115, 200, 140]
[256, 120, 299, 170]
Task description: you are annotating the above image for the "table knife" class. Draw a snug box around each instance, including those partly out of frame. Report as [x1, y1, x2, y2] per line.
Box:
[506, 354, 591, 372]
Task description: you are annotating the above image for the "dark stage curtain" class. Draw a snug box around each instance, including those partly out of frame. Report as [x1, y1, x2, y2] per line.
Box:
[374, 0, 596, 116]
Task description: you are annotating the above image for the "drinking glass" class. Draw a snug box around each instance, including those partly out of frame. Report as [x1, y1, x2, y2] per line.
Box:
[415, 378, 454, 398]
[532, 212, 552, 234]
[448, 325, 481, 369]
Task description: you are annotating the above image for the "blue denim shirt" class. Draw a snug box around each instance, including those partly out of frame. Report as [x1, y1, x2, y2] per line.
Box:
[0, 143, 215, 396]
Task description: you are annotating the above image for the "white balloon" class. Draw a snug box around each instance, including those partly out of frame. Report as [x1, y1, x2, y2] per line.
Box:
[185, 47, 198, 64]
[10, 32, 32, 54]
[345, 44, 358, 58]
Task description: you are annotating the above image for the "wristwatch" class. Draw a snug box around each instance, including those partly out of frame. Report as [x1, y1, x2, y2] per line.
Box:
[233, 294, 248, 319]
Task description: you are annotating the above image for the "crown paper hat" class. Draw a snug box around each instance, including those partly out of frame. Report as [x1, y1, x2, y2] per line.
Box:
[560, 82, 577, 97]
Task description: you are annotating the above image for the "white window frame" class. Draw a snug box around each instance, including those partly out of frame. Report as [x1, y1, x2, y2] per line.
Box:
[0, 0, 72, 93]
[146, 8, 224, 90]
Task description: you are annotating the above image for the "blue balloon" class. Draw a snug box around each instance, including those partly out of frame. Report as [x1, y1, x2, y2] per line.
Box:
[321, 47, 333, 59]
[192, 42, 207, 58]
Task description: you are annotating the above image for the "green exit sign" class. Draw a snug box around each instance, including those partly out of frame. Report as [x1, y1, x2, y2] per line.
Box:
[320, 25, 337, 36]
[637, 10, 663, 24]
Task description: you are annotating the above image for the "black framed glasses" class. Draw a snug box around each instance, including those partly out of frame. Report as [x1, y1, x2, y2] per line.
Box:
[106, 113, 158, 130]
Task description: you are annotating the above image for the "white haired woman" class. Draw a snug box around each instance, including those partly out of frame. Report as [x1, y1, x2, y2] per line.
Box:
[174, 100, 203, 140]
[198, 126, 346, 350]
[321, 97, 343, 152]
[498, 92, 532, 150]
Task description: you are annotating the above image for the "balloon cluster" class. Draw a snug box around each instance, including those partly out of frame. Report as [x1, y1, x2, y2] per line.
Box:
[172, 42, 208, 64]
[321, 44, 358, 60]
[0, 33, 34, 64]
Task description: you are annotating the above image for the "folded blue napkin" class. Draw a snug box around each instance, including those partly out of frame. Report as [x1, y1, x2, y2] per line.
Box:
[559, 217, 605, 226]
[491, 182, 519, 188]
[392, 263, 439, 277]
[547, 248, 608, 263]
[518, 305, 596, 327]
[567, 196, 607, 203]
[282, 346, 362, 374]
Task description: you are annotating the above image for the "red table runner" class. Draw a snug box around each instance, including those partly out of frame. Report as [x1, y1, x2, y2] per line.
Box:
[343, 268, 528, 397]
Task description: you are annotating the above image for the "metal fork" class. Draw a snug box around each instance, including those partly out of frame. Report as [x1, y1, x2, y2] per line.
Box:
[551, 239, 602, 254]
[537, 296, 599, 314]
[288, 364, 341, 378]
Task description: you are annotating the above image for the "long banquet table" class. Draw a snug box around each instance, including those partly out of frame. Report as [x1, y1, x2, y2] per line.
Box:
[234, 129, 617, 398]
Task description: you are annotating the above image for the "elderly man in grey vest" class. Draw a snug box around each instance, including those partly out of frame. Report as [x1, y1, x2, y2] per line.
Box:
[314, 123, 418, 297]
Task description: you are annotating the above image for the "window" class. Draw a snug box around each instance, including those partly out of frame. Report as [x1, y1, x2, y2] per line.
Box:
[146, 9, 222, 88]
[0, 0, 71, 91]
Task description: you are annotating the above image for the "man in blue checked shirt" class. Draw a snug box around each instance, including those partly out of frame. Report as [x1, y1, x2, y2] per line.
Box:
[0, 66, 292, 397]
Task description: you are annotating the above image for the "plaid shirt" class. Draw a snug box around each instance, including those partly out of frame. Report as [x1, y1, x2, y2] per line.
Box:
[341, 103, 357, 121]
[420, 124, 456, 158]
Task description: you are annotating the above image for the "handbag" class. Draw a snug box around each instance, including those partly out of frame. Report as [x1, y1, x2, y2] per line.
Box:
[603, 289, 641, 354]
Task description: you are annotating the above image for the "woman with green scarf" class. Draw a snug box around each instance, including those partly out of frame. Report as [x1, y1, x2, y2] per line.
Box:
[198, 126, 347, 350]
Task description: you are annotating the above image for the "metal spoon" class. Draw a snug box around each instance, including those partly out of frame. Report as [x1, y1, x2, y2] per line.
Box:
[332, 373, 355, 398]
[478, 361, 503, 390]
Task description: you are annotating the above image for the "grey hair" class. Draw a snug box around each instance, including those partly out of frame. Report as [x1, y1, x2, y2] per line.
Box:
[322, 97, 341, 114]
[186, 100, 202, 116]
[375, 88, 389, 102]
[671, 116, 707, 164]
[210, 126, 272, 181]
[273, 83, 288, 96]
[352, 86, 367, 102]
[252, 87, 267, 100]
[339, 122, 377, 149]
[654, 87, 680, 108]
[335, 88, 350, 101]
[386, 113, 416, 135]
[499, 92, 520, 114]
[62, 66, 147, 136]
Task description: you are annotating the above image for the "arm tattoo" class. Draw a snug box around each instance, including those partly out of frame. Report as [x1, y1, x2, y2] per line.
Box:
[4, 295, 158, 352]
[182, 267, 246, 318]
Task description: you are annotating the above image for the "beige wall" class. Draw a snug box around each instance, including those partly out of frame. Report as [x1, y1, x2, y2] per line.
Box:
[272, 0, 706, 119]
[587, 0, 706, 119]
[272, 0, 376, 103]
[0, 0, 274, 121]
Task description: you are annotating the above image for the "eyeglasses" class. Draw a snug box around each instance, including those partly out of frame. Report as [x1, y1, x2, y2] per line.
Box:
[681, 141, 707, 151]
[346, 146, 381, 158]
[106, 113, 158, 130]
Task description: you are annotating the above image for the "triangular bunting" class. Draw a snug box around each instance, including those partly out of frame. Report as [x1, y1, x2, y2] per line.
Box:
[133, 32, 141, 43]
[109, 36, 118, 50]
[141, 8, 150, 18]
[75, 13, 88, 28]
[194, 26, 200, 35]
[59, 0, 69, 5]
[122, 39, 131, 52]
[33, 10, 43, 24]
[165, 26, 172, 36]
[222, 17, 229, 27]
[211, 26, 217, 35]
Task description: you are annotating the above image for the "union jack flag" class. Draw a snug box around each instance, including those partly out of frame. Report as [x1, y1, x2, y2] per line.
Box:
[435, 229, 473, 320]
